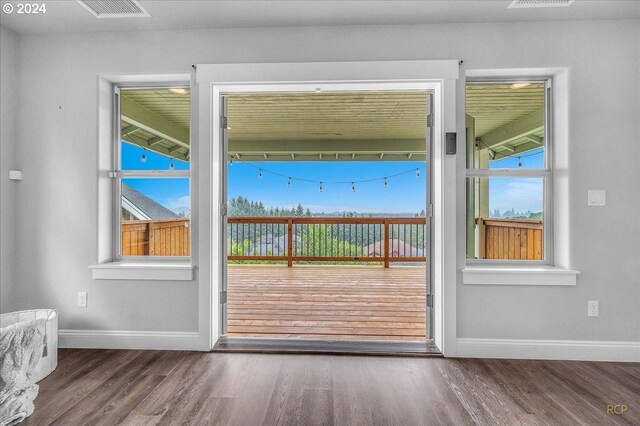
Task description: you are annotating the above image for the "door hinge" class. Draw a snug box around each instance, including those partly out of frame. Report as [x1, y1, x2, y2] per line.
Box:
[426, 204, 433, 218]
[220, 291, 227, 304]
[426, 113, 433, 128]
[220, 115, 228, 129]
[426, 294, 433, 308]
[221, 203, 227, 216]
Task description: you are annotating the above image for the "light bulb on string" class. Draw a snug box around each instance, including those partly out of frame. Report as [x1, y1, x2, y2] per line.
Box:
[351, 182, 356, 193]
[287, 177, 291, 188]
[319, 182, 323, 193]
[518, 157, 523, 168]
[140, 150, 147, 163]
[384, 177, 388, 190]
[258, 169, 263, 180]
[229, 158, 233, 166]
[169, 161, 175, 170]
[416, 169, 420, 180]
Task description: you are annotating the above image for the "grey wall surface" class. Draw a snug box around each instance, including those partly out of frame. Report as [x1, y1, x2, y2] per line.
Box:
[0, 26, 19, 314]
[5, 20, 639, 341]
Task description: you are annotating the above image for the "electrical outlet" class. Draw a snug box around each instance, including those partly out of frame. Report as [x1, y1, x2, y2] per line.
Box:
[587, 300, 599, 317]
[78, 291, 87, 308]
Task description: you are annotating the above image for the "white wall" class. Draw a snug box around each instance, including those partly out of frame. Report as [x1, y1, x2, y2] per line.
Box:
[0, 26, 19, 314]
[6, 20, 639, 347]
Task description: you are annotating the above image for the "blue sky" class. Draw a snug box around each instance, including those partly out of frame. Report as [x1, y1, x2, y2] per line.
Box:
[122, 142, 545, 216]
[228, 161, 427, 214]
[122, 144, 190, 216]
[488, 148, 544, 214]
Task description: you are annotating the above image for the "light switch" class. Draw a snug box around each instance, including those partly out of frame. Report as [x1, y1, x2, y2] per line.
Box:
[9, 170, 22, 181]
[587, 190, 605, 207]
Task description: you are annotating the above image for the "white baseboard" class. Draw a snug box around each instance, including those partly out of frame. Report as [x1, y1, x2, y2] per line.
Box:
[457, 338, 640, 362]
[59, 329, 201, 351]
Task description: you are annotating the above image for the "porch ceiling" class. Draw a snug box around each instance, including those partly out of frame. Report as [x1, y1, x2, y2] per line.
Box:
[466, 83, 545, 157]
[120, 88, 191, 162]
[120, 89, 429, 162]
[227, 91, 428, 162]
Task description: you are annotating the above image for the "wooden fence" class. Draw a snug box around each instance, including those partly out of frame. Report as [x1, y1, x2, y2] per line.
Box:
[122, 218, 190, 256]
[476, 218, 543, 260]
[227, 217, 427, 268]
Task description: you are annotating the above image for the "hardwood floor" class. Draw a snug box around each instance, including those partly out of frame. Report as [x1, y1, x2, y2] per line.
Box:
[24, 349, 639, 425]
[226, 265, 427, 341]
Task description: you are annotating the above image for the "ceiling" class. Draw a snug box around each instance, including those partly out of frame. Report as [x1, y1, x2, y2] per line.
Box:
[120, 88, 191, 162]
[120, 88, 428, 162]
[227, 91, 427, 162]
[466, 83, 545, 157]
[1, 1, 638, 35]
[123, 85, 547, 163]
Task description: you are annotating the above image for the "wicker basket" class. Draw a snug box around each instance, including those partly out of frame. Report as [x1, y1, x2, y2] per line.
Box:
[0, 309, 58, 382]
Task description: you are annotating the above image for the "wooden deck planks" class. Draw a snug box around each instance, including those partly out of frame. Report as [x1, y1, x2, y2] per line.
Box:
[226, 265, 427, 341]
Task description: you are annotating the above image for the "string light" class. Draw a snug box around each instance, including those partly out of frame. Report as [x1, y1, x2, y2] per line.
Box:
[319, 182, 324, 193]
[169, 161, 175, 170]
[229, 158, 233, 166]
[477, 138, 544, 161]
[230, 159, 426, 189]
[140, 150, 147, 163]
[518, 157, 523, 168]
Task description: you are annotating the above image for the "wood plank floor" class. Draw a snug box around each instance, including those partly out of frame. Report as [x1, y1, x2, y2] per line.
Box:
[226, 265, 427, 341]
[24, 349, 640, 426]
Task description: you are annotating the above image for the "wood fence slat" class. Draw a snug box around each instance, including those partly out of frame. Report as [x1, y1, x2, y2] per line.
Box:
[475, 217, 543, 261]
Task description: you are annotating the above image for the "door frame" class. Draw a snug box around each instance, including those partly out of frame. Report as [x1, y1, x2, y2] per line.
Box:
[220, 84, 434, 340]
[194, 61, 459, 355]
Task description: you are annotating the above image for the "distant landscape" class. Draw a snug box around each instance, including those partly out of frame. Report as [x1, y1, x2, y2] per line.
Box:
[228, 196, 427, 218]
[229, 196, 540, 220]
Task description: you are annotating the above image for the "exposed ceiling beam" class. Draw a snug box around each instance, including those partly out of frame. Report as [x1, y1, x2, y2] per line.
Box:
[121, 134, 188, 162]
[228, 139, 426, 155]
[121, 97, 190, 149]
[147, 136, 165, 147]
[523, 134, 544, 145]
[479, 109, 544, 149]
[224, 153, 427, 162]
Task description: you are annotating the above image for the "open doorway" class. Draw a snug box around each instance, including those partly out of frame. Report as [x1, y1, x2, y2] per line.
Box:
[220, 90, 433, 346]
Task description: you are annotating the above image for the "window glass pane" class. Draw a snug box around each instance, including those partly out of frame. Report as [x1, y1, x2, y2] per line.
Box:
[466, 82, 545, 170]
[120, 88, 190, 171]
[120, 178, 190, 256]
[466, 177, 543, 260]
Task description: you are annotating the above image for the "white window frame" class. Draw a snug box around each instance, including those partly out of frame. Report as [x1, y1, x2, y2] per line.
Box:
[465, 78, 553, 266]
[113, 83, 192, 261]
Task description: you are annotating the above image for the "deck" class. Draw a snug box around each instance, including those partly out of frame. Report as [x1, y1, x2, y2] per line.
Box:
[226, 265, 427, 341]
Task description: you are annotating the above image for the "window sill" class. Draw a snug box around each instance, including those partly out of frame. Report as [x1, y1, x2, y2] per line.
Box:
[462, 266, 579, 286]
[89, 261, 195, 281]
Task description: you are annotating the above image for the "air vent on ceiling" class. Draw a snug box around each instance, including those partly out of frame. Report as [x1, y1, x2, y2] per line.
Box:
[77, 0, 150, 18]
[508, 0, 575, 8]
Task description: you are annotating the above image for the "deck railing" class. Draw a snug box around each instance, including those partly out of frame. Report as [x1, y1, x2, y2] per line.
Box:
[122, 218, 190, 256]
[227, 217, 427, 267]
[476, 217, 543, 260]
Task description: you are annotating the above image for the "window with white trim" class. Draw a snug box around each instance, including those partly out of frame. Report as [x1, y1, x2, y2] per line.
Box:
[114, 85, 191, 258]
[465, 80, 552, 263]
